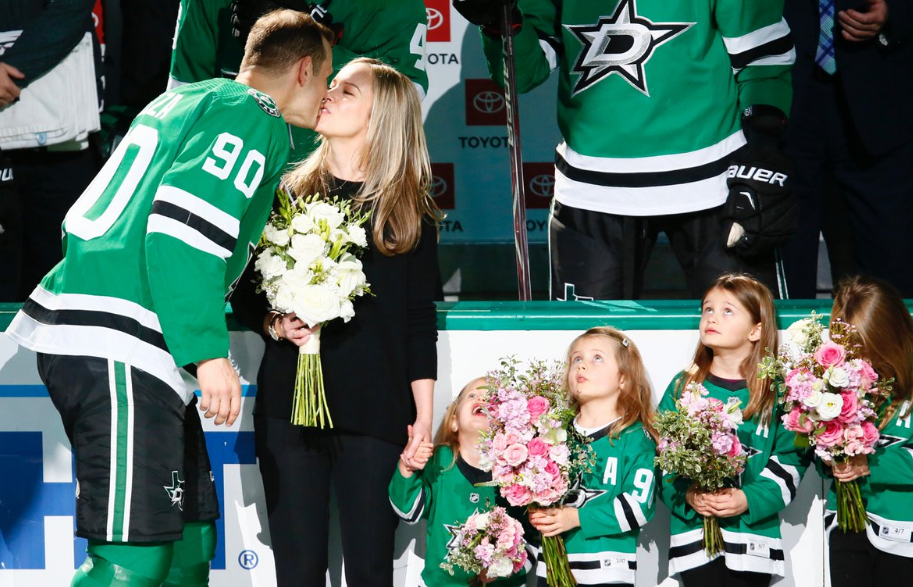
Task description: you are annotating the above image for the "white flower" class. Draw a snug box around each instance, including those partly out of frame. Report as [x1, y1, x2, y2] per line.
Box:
[787, 319, 812, 349]
[816, 392, 844, 421]
[347, 224, 368, 248]
[725, 397, 744, 426]
[263, 223, 290, 247]
[473, 512, 490, 531]
[254, 251, 288, 280]
[488, 557, 513, 579]
[803, 388, 823, 409]
[308, 201, 345, 230]
[292, 285, 341, 326]
[273, 287, 295, 313]
[824, 366, 849, 389]
[337, 257, 367, 297]
[291, 214, 315, 234]
[288, 233, 326, 266]
[339, 299, 355, 322]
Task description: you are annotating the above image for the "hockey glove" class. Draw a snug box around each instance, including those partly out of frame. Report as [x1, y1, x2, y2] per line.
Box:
[723, 105, 797, 259]
[452, 0, 522, 37]
[231, 0, 342, 41]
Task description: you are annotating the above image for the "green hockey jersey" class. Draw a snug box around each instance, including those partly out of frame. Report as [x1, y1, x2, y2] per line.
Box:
[6, 78, 290, 404]
[535, 420, 656, 585]
[823, 401, 913, 558]
[168, 0, 430, 163]
[481, 0, 794, 217]
[657, 373, 809, 576]
[388, 446, 528, 587]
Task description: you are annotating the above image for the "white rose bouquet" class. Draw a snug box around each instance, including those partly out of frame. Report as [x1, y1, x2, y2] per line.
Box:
[255, 189, 371, 428]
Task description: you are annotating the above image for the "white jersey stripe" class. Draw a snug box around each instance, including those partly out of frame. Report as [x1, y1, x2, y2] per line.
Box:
[623, 492, 648, 528]
[122, 365, 135, 542]
[722, 19, 791, 55]
[733, 49, 797, 74]
[147, 215, 233, 260]
[388, 490, 424, 524]
[539, 38, 559, 71]
[27, 285, 162, 332]
[614, 496, 631, 533]
[154, 185, 240, 238]
[106, 359, 118, 542]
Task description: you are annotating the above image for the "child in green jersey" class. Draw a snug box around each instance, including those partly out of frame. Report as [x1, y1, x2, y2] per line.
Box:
[529, 326, 658, 587]
[389, 377, 528, 586]
[827, 276, 913, 585]
[659, 273, 808, 586]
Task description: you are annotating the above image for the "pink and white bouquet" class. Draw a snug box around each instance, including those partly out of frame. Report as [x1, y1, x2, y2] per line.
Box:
[255, 189, 371, 428]
[655, 382, 747, 556]
[760, 315, 892, 532]
[479, 358, 591, 587]
[440, 506, 528, 586]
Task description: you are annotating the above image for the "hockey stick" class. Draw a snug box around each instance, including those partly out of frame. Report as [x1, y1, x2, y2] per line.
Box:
[500, 1, 532, 301]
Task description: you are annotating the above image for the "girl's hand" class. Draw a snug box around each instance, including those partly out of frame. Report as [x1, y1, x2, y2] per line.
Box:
[399, 426, 434, 475]
[403, 420, 432, 470]
[686, 485, 716, 517]
[832, 455, 870, 482]
[528, 506, 580, 537]
[278, 313, 319, 347]
[704, 488, 749, 517]
[478, 570, 495, 584]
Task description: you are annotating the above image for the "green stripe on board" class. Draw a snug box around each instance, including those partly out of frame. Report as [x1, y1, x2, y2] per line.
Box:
[112, 361, 129, 541]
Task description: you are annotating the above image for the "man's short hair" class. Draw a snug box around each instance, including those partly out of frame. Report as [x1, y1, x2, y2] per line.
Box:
[242, 9, 334, 74]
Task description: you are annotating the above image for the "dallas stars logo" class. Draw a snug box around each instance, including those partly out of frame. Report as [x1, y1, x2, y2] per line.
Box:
[874, 434, 906, 450]
[565, 0, 694, 96]
[564, 480, 607, 508]
[743, 445, 763, 459]
[247, 88, 281, 117]
[164, 471, 185, 511]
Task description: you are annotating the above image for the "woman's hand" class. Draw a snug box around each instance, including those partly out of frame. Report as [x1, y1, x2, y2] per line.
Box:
[528, 506, 580, 537]
[832, 455, 870, 482]
[403, 419, 432, 470]
[686, 484, 716, 517]
[270, 312, 319, 347]
[398, 425, 434, 477]
[703, 488, 749, 517]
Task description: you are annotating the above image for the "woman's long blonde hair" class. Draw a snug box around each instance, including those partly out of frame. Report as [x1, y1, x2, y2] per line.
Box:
[677, 273, 778, 425]
[284, 57, 442, 255]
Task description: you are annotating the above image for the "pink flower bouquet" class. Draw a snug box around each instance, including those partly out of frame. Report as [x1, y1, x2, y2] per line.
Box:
[441, 507, 528, 586]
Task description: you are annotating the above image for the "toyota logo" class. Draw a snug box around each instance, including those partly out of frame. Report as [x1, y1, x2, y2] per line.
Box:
[529, 174, 555, 198]
[426, 8, 444, 31]
[473, 91, 505, 114]
[430, 175, 449, 198]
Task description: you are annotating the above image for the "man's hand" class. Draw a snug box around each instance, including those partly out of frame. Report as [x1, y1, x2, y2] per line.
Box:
[197, 357, 242, 426]
[0, 63, 25, 107]
[839, 0, 888, 42]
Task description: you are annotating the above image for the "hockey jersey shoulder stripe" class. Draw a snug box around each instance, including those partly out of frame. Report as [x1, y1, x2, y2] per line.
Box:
[728, 37, 795, 72]
[759, 455, 800, 505]
[147, 215, 233, 260]
[154, 185, 240, 238]
[721, 18, 791, 56]
[150, 201, 237, 255]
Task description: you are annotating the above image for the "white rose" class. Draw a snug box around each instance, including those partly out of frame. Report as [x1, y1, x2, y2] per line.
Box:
[292, 285, 341, 326]
[347, 224, 368, 248]
[308, 201, 345, 230]
[816, 392, 844, 421]
[803, 388, 823, 408]
[339, 299, 355, 322]
[255, 251, 288, 280]
[273, 287, 295, 313]
[337, 258, 367, 297]
[263, 224, 290, 247]
[487, 557, 513, 579]
[288, 233, 326, 266]
[473, 512, 490, 531]
[291, 214, 315, 234]
[786, 319, 812, 348]
[825, 366, 850, 389]
[725, 397, 744, 426]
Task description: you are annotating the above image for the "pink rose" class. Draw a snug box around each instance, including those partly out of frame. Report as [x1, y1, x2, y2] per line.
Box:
[513, 550, 528, 573]
[845, 439, 866, 456]
[857, 360, 878, 388]
[862, 421, 880, 447]
[814, 341, 846, 368]
[503, 483, 532, 507]
[527, 396, 550, 420]
[492, 433, 509, 453]
[543, 460, 561, 480]
[844, 424, 864, 442]
[785, 408, 815, 434]
[816, 421, 844, 448]
[837, 392, 859, 424]
[503, 431, 520, 446]
[727, 435, 743, 458]
[503, 443, 529, 467]
[527, 437, 549, 457]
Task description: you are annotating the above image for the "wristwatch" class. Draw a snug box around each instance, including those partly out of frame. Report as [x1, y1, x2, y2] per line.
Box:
[268, 312, 284, 341]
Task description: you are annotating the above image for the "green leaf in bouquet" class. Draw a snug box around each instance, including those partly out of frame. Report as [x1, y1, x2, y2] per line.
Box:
[793, 435, 810, 449]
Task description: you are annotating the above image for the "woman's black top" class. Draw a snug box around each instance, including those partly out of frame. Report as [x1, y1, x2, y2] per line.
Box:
[231, 177, 440, 446]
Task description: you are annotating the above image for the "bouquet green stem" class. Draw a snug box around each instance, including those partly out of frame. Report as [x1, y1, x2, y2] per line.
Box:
[542, 534, 576, 587]
[703, 515, 723, 557]
[835, 478, 867, 533]
[290, 330, 333, 428]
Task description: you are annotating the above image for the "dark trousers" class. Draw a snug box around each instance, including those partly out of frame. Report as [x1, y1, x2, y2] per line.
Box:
[830, 528, 913, 587]
[255, 416, 401, 587]
[782, 73, 913, 298]
[680, 557, 772, 587]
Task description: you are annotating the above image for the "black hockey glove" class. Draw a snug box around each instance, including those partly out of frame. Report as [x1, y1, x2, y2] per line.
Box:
[230, 0, 341, 42]
[452, 0, 522, 37]
[723, 105, 797, 259]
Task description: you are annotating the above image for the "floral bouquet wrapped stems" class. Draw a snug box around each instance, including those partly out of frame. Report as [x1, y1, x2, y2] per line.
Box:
[478, 359, 593, 587]
[655, 383, 747, 556]
[759, 315, 892, 532]
[441, 506, 528, 586]
[255, 189, 371, 428]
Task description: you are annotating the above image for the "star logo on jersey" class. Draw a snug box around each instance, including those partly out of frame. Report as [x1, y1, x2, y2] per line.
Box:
[874, 434, 907, 450]
[247, 88, 281, 117]
[565, 0, 694, 96]
[164, 471, 185, 511]
[743, 445, 763, 459]
[563, 480, 607, 509]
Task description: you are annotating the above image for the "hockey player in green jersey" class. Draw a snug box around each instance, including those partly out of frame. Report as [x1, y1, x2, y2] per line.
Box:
[658, 274, 809, 585]
[455, 0, 796, 300]
[529, 327, 657, 586]
[389, 377, 530, 586]
[169, 0, 430, 162]
[4, 11, 334, 587]
[826, 277, 913, 585]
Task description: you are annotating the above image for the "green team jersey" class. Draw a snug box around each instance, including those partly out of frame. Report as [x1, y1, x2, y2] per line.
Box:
[823, 400, 913, 558]
[168, 0, 430, 163]
[388, 446, 528, 587]
[537, 421, 656, 586]
[6, 79, 290, 404]
[481, 0, 794, 217]
[657, 373, 809, 576]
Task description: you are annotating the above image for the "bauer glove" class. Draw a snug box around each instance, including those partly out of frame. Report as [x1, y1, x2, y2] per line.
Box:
[230, 0, 341, 42]
[452, 0, 522, 37]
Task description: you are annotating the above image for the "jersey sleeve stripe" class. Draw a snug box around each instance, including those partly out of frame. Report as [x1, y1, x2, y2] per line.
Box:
[388, 489, 425, 524]
[150, 201, 237, 252]
[614, 493, 644, 532]
[730, 42, 796, 72]
[538, 38, 560, 72]
[147, 216, 233, 260]
[759, 455, 799, 504]
[153, 185, 240, 238]
[721, 18, 791, 55]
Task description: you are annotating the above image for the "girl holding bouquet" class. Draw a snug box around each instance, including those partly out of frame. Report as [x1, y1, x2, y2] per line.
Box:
[388, 377, 530, 586]
[658, 274, 808, 586]
[826, 276, 913, 585]
[232, 58, 442, 586]
[528, 327, 658, 586]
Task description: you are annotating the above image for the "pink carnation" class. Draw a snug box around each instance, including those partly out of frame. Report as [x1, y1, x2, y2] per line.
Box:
[816, 421, 844, 448]
[814, 341, 846, 368]
[526, 396, 550, 420]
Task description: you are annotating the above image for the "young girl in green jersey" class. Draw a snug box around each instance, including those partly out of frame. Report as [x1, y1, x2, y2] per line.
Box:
[389, 377, 528, 586]
[529, 326, 658, 587]
[658, 273, 807, 587]
[827, 276, 913, 586]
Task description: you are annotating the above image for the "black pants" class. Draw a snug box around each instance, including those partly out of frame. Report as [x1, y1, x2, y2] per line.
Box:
[680, 557, 772, 587]
[255, 415, 401, 587]
[549, 201, 777, 300]
[782, 72, 913, 298]
[830, 528, 913, 587]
